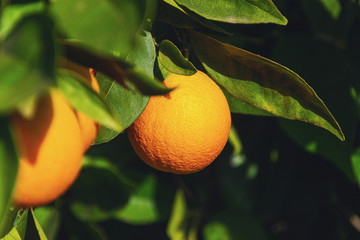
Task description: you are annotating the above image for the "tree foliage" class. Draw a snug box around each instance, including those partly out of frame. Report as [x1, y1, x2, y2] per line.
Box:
[1, 0, 360, 239]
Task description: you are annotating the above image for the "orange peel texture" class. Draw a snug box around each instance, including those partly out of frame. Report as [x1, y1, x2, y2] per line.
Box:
[127, 71, 231, 174]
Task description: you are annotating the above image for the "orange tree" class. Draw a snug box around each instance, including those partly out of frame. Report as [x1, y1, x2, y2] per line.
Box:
[0, 0, 360, 239]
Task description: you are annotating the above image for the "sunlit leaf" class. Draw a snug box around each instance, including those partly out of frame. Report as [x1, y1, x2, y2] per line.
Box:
[203, 222, 231, 240]
[15, 209, 47, 240]
[0, 14, 56, 113]
[228, 126, 246, 168]
[0, 118, 18, 236]
[51, 0, 146, 56]
[190, 31, 344, 141]
[220, 86, 273, 116]
[56, 70, 122, 132]
[0, 227, 21, 240]
[166, 189, 187, 240]
[319, 0, 342, 19]
[175, 0, 287, 25]
[31, 209, 48, 240]
[159, 40, 196, 76]
[0, 208, 18, 239]
[228, 126, 242, 156]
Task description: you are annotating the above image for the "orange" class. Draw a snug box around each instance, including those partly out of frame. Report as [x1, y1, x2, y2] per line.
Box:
[60, 61, 100, 150]
[11, 63, 100, 207]
[12, 89, 84, 207]
[127, 71, 231, 174]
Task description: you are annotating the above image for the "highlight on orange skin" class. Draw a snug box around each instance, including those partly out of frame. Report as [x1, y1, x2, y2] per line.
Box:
[12, 89, 84, 207]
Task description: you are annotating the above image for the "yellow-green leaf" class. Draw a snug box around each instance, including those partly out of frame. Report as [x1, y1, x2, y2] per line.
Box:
[190, 31, 344, 141]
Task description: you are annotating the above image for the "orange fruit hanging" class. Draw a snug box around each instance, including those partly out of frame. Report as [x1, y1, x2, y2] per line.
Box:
[127, 71, 231, 174]
[12, 89, 84, 207]
[60, 61, 100, 150]
[11, 63, 99, 207]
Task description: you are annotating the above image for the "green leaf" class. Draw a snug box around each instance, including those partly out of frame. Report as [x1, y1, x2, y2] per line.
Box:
[125, 31, 156, 78]
[127, 66, 172, 95]
[0, 118, 18, 237]
[0, 14, 56, 113]
[50, 0, 146, 56]
[95, 74, 149, 144]
[352, 148, 360, 187]
[0, 227, 21, 240]
[70, 156, 132, 222]
[62, 41, 171, 96]
[319, 0, 342, 19]
[159, 40, 196, 76]
[228, 126, 242, 156]
[220, 86, 273, 116]
[33, 207, 60, 240]
[95, 30, 157, 143]
[157, 0, 230, 34]
[189, 31, 345, 141]
[157, 57, 172, 80]
[163, 0, 186, 13]
[141, 0, 158, 31]
[15, 209, 47, 240]
[228, 126, 246, 168]
[203, 222, 231, 240]
[0, 1, 44, 40]
[166, 189, 187, 240]
[56, 70, 122, 132]
[3, 13, 55, 81]
[174, 0, 287, 25]
[114, 175, 160, 225]
[94, 73, 149, 144]
[30, 209, 48, 240]
[0, 208, 18, 239]
[93, 127, 119, 145]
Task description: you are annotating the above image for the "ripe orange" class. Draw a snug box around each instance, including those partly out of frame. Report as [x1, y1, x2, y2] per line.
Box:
[60, 61, 100, 150]
[11, 63, 100, 207]
[127, 71, 231, 174]
[12, 89, 84, 207]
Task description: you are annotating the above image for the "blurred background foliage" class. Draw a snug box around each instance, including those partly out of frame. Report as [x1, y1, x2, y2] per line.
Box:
[1, 0, 360, 239]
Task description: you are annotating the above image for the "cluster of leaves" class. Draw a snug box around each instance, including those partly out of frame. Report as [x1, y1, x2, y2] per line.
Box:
[1, 0, 359, 239]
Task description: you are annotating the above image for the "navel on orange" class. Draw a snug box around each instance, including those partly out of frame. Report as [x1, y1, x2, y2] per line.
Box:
[127, 71, 231, 174]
